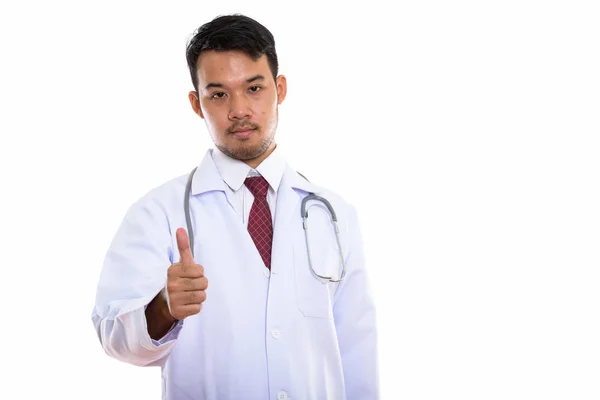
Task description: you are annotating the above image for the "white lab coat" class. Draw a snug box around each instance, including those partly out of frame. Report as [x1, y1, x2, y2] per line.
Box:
[92, 149, 379, 399]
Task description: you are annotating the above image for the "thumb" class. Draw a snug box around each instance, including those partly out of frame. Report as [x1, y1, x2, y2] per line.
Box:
[176, 227, 194, 265]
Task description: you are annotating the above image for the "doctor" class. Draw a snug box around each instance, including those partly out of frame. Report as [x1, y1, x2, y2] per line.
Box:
[92, 14, 379, 400]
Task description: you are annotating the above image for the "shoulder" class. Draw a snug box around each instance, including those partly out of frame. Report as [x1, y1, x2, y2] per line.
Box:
[126, 172, 190, 217]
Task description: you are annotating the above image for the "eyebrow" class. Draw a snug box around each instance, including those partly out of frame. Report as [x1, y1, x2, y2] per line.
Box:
[205, 74, 266, 90]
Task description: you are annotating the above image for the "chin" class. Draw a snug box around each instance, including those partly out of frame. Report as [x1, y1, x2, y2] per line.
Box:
[218, 143, 265, 161]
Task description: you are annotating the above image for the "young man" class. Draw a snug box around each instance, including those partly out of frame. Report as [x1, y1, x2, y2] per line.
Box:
[92, 14, 379, 399]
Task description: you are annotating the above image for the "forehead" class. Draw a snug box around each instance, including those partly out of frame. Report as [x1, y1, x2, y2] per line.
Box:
[196, 50, 271, 88]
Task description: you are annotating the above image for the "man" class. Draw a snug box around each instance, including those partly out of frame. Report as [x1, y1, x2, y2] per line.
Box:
[92, 14, 379, 399]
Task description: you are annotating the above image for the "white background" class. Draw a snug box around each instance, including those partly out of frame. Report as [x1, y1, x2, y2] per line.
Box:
[1, 0, 599, 399]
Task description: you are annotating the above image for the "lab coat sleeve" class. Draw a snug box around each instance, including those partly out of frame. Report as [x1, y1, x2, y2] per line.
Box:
[332, 205, 380, 399]
[91, 193, 182, 367]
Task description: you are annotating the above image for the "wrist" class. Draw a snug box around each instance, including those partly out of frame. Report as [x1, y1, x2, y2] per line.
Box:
[145, 288, 177, 340]
[159, 288, 177, 324]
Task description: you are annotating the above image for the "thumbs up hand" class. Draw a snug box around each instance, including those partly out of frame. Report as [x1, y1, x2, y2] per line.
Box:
[165, 227, 208, 320]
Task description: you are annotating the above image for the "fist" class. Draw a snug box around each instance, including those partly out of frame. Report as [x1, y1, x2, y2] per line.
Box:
[165, 227, 208, 320]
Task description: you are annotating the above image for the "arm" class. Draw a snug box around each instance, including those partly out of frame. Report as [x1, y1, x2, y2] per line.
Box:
[333, 205, 380, 399]
[145, 288, 178, 340]
[91, 195, 183, 367]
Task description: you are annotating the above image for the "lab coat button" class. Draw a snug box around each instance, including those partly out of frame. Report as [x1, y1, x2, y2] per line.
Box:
[277, 391, 288, 400]
[271, 330, 281, 339]
[264, 269, 270, 278]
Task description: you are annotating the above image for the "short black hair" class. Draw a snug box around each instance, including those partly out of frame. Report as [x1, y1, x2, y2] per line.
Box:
[186, 14, 279, 92]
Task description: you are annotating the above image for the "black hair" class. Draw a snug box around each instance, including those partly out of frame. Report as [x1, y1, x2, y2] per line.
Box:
[186, 14, 279, 92]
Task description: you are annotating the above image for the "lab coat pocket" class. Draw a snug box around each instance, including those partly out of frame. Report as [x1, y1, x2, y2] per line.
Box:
[293, 231, 339, 320]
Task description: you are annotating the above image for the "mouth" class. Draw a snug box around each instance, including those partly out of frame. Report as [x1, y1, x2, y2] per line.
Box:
[230, 128, 256, 138]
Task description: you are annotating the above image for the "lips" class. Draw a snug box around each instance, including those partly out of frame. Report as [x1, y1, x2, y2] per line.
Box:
[230, 128, 255, 138]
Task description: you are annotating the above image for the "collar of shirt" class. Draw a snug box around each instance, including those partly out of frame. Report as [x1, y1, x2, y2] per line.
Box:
[211, 145, 285, 194]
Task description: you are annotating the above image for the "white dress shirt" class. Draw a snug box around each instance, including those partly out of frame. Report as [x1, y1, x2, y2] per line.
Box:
[211, 144, 285, 226]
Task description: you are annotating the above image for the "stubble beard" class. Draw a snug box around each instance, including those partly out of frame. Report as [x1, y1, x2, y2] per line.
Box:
[218, 130, 274, 161]
[218, 114, 278, 162]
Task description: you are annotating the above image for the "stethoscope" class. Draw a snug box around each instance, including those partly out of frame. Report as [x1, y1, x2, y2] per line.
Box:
[184, 166, 347, 283]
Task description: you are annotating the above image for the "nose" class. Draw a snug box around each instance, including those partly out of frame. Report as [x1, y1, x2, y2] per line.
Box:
[228, 93, 252, 121]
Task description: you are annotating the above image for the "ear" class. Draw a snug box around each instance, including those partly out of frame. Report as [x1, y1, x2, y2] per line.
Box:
[188, 91, 204, 119]
[275, 75, 287, 105]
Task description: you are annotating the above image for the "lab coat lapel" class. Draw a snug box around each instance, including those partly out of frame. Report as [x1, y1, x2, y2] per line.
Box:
[271, 169, 298, 273]
[271, 165, 320, 273]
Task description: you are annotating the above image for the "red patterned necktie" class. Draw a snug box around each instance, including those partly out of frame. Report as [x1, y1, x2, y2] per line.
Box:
[244, 176, 273, 270]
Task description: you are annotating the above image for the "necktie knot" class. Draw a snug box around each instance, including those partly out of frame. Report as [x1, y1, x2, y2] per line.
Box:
[244, 176, 269, 198]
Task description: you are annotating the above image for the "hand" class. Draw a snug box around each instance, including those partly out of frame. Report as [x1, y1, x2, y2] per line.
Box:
[165, 227, 208, 320]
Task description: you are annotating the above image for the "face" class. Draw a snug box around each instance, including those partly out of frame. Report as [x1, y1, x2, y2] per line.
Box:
[189, 50, 287, 167]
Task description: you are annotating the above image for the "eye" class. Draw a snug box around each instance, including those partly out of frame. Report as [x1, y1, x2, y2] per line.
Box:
[211, 92, 226, 99]
[248, 86, 262, 93]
